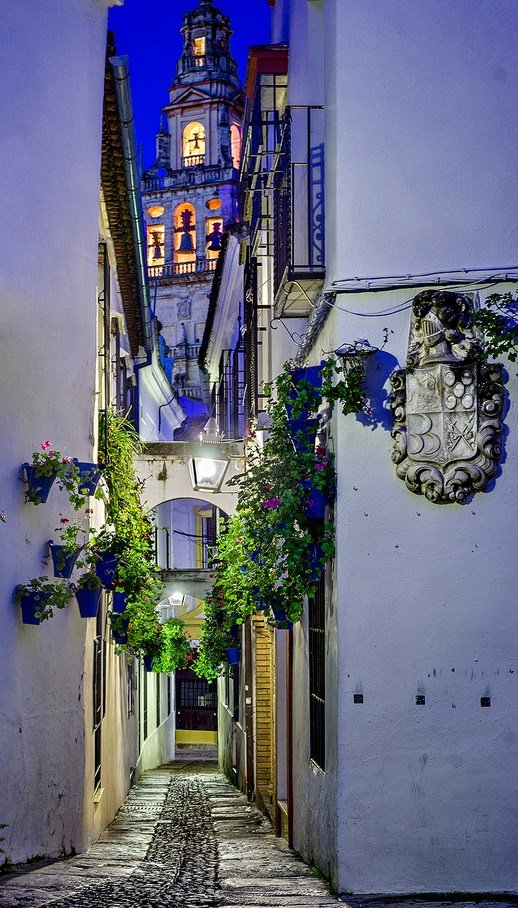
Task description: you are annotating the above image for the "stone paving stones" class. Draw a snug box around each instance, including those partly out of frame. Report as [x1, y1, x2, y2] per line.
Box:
[0, 761, 338, 907]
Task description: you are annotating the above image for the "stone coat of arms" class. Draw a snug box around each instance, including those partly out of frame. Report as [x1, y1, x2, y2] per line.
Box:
[390, 290, 504, 503]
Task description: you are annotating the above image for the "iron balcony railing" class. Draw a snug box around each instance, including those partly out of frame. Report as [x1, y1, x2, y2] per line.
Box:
[273, 106, 326, 300]
[148, 258, 217, 279]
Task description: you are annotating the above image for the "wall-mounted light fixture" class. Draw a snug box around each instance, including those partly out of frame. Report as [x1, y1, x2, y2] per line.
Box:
[188, 417, 230, 492]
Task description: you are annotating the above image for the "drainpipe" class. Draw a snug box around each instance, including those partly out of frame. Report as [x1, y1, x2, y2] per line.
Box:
[109, 54, 153, 356]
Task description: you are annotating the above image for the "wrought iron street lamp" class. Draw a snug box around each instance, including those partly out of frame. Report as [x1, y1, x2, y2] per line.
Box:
[188, 418, 230, 492]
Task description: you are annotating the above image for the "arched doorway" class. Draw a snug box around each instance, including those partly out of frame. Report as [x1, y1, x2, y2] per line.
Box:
[154, 497, 228, 752]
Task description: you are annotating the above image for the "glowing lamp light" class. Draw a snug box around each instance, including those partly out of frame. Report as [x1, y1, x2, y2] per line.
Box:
[188, 418, 230, 492]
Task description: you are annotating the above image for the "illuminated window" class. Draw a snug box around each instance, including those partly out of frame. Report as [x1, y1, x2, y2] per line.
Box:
[206, 198, 222, 211]
[147, 225, 165, 268]
[230, 124, 241, 168]
[147, 205, 165, 219]
[183, 122, 206, 163]
[174, 203, 196, 264]
[193, 36, 206, 56]
[205, 216, 223, 260]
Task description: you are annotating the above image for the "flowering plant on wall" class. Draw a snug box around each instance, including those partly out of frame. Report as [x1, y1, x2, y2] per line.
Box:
[23, 440, 98, 508]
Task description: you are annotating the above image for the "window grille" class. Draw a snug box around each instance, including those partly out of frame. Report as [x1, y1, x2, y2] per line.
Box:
[309, 571, 326, 770]
[179, 679, 217, 710]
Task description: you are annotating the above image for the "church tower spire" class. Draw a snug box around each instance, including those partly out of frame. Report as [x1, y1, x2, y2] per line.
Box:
[141, 0, 244, 421]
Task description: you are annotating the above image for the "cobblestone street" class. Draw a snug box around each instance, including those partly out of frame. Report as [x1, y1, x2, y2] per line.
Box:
[0, 760, 338, 907]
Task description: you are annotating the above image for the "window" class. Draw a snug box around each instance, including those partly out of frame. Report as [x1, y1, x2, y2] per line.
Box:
[309, 571, 325, 770]
[205, 216, 223, 261]
[93, 598, 105, 792]
[174, 203, 196, 267]
[193, 36, 206, 56]
[183, 122, 206, 164]
[147, 225, 165, 268]
[230, 124, 241, 168]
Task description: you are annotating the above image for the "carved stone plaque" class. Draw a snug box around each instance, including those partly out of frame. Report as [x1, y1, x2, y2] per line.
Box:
[390, 290, 504, 503]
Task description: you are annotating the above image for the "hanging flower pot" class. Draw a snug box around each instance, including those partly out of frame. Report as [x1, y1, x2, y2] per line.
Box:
[75, 586, 102, 618]
[48, 541, 83, 579]
[73, 461, 102, 497]
[15, 589, 50, 625]
[224, 647, 240, 665]
[288, 418, 319, 453]
[112, 590, 128, 613]
[301, 480, 327, 519]
[290, 363, 324, 390]
[22, 464, 57, 505]
[94, 551, 119, 588]
[271, 607, 293, 630]
[111, 616, 129, 645]
[285, 362, 325, 420]
[143, 654, 154, 672]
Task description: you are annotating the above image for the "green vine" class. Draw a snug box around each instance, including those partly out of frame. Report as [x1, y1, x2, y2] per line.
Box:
[473, 291, 518, 362]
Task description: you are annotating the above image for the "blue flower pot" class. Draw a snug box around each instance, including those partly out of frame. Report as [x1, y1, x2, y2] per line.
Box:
[271, 608, 293, 630]
[94, 552, 119, 588]
[49, 542, 83, 579]
[289, 418, 319, 453]
[143, 654, 154, 672]
[302, 481, 327, 519]
[225, 647, 240, 665]
[111, 617, 129, 645]
[285, 363, 325, 420]
[76, 587, 102, 618]
[112, 590, 128, 613]
[16, 588, 50, 625]
[73, 461, 102, 496]
[22, 464, 57, 504]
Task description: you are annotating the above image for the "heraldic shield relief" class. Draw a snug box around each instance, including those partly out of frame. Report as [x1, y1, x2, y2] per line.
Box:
[390, 290, 504, 503]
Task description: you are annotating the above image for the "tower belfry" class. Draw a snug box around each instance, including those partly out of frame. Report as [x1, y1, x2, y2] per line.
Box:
[142, 0, 244, 425]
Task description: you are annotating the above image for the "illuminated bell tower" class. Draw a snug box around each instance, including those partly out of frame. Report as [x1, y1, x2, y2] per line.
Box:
[142, 0, 244, 424]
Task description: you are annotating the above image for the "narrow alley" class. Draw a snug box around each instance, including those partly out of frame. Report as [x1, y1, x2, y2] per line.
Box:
[0, 759, 339, 908]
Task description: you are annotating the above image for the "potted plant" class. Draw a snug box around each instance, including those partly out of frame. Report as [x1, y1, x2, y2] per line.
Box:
[111, 585, 128, 614]
[90, 528, 123, 588]
[73, 570, 102, 618]
[152, 618, 191, 673]
[48, 510, 91, 578]
[109, 612, 130, 645]
[14, 577, 71, 625]
[72, 460, 103, 497]
[21, 441, 80, 505]
[193, 593, 242, 680]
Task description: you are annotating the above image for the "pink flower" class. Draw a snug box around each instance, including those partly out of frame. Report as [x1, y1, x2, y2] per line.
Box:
[41, 440, 52, 451]
[62, 456, 72, 464]
[260, 497, 281, 510]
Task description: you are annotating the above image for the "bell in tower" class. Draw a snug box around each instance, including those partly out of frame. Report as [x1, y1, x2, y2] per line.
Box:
[206, 221, 222, 252]
[177, 208, 195, 254]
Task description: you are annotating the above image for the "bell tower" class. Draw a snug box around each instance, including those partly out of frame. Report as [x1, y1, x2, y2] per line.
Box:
[142, 0, 244, 424]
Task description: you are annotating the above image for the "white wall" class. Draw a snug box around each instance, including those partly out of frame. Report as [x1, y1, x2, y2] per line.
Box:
[331, 283, 518, 893]
[0, 0, 128, 864]
[325, 0, 518, 281]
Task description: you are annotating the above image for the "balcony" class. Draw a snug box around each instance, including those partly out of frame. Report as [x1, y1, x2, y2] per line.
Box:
[178, 54, 239, 79]
[142, 163, 237, 194]
[148, 258, 218, 281]
[183, 154, 205, 168]
[273, 106, 326, 317]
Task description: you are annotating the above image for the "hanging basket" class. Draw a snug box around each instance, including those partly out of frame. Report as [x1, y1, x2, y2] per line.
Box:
[224, 647, 240, 665]
[15, 589, 50, 625]
[111, 617, 129, 645]
[301, 481, 327, 519]
[288, 418, 319, 453]
[271, 607, 293, 630]
[285, 362, 325, 420]
[22, 464, 57, 505]
[73, 460, 102, 497]
[75, 587, 102, 618]
[112, 590, 128, 613]
[94, 551, 119, 588]
[49, 542, 83, 579]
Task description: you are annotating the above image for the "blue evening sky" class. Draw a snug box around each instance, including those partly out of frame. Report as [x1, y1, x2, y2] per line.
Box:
[109, 0, 272, 169]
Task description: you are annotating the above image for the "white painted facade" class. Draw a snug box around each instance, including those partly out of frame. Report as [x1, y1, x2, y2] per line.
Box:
[0, 2, 183, 867]
[272, 0, 518, 894]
